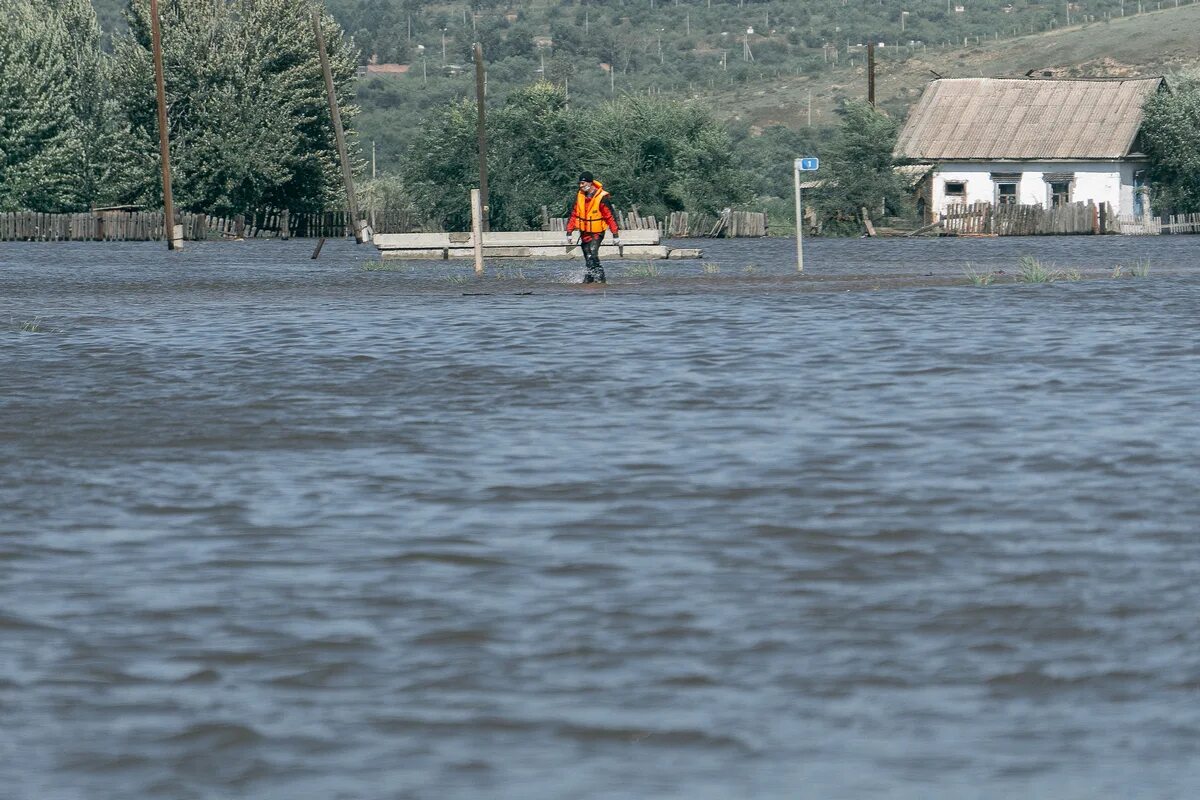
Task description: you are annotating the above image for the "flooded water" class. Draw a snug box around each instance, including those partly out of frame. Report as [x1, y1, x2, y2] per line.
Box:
[3, 236, 1200, 799]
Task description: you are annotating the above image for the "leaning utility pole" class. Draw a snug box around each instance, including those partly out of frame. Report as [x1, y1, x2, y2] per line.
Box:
[149, 0, 182, 250]
[312, 11, 366, 244]
[473, 42, 490, 232]
[867, 42, 876, 106]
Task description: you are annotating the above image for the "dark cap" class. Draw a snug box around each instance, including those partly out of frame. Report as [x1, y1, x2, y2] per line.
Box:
[578, 171, 594, 183]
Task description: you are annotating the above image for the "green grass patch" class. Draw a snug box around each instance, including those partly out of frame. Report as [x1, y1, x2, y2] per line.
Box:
[626, 262, 661, 278]
[1017, 255, 1055, 283]
[963, 263, 995, 286]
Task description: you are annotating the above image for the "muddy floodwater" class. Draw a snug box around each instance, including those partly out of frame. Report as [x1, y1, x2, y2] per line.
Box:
[3, 236, 1200, 799]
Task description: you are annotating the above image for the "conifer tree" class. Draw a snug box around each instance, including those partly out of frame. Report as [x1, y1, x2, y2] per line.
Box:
[109, 0, 360, 215]
[0, 0, 88, 211]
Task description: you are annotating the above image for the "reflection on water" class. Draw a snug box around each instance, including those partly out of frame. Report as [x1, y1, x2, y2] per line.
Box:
[3, 237, 1200, 799]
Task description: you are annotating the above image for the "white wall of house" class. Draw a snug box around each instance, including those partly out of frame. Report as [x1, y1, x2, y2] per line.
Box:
[929, 161, 1149, 219]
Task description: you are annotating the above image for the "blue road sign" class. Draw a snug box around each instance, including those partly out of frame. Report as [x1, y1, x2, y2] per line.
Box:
[795, 157, 820, 171]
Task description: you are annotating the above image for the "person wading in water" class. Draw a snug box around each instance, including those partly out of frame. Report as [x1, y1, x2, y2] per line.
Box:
[566, 171, 621, 284]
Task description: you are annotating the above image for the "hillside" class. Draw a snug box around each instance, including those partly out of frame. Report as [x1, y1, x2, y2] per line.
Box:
[714, 3, 1200, 133]
[89, 0, 1200, 179]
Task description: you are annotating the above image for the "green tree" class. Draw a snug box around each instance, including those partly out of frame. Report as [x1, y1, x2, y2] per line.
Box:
[812, 99, 911, 235]
[401, 97, 479, 230]
[109, 0, 360, 215]
[0, 0, 87, 211]
[402, 86, 749, 230]
[1141, 75, 1200, 213]
[52, 0, 126, 207]
[573, 96, 751, 218]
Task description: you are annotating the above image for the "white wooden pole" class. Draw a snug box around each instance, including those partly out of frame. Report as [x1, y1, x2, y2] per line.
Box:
[471, 188, 484, 276]
[794, 163, 804, 272]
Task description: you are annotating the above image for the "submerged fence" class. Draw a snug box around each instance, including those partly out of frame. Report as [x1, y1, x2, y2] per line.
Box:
[938, 202, 1200, 237]
[940, 201, 1112, 236]
[0, 208, 419, 242]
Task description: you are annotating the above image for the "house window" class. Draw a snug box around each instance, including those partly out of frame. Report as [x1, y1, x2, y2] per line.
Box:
[944, 181, 966, 204]
[1048, 181, 1071, 206]
[1044, 173, 1074, 207]
[996, 184, 1018, 204]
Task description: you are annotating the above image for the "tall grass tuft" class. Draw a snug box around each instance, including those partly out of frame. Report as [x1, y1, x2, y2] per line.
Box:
[1130, 259, 1151, 277]
[963, 263, 995, 286]
[626, 262, 660, 278]
[1017, 255, 1055, 283]
[1059, 268, 1082, 281]
[703, 262, 721, 274]
[13, 316, 60, 333]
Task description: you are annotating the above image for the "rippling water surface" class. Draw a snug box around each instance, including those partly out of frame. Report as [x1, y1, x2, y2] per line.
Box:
[3, 237, 1200, 799]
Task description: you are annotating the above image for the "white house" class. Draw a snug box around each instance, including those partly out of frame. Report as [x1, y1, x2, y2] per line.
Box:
[893, 77, 1164, 223]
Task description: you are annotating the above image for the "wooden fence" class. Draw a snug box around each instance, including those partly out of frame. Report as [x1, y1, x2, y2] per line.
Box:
[1114, 212, 1200, 235]
[939, 201, 1111, 236]
[0, 208, 420, 242]
[666, 210, 767, 238]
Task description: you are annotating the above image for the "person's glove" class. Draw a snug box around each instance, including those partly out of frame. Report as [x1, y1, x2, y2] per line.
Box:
[612, 237, 621, 246]
[565, 232, 574, 244]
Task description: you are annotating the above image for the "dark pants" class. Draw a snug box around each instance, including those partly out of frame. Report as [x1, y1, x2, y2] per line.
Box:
[580, 233, 606, 284]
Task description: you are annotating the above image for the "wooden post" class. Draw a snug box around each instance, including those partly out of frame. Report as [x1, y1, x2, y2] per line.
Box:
[149, 0, 182, 251]
[861, 207, 877, 237]
[867, 42, 876, 106]
[474, 43, 490, 232]
[313, 11, 366, 243]
[471, 188, 485, 276]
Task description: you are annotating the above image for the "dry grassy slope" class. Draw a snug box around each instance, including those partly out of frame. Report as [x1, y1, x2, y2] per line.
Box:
[709, 3, 1200, 132]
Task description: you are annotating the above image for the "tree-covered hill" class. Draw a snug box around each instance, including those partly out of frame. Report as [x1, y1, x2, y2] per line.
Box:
[91, 0, 1200, 170]
[68, 1, 1200, 224]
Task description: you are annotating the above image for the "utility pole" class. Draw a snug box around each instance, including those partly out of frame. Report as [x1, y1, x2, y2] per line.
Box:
[148, 0, 181, 250]
[867, 42, 876, 106]
[312, 11, 365, 243]
[474, 43, 490, 232]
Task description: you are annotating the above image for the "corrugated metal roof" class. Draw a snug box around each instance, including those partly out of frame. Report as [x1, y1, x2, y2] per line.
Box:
[894, 77, 1164, 160]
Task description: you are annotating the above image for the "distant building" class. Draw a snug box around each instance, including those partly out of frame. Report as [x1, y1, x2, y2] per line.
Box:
[894, 77, 1164, 222]
[356, 63, 410, 78]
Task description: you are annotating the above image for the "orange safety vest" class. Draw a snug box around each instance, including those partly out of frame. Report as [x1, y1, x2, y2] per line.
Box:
[573, 184, 611, 234]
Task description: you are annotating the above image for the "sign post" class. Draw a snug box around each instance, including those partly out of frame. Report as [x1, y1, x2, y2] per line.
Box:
[794, 157, 819, 272]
